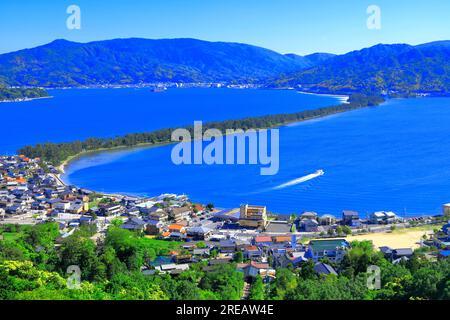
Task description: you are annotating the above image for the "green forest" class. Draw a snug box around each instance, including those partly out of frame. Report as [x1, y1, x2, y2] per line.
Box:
[0, 223, 448, 300]
[17, 94, 384, 166]
[0, 86, 48, 102]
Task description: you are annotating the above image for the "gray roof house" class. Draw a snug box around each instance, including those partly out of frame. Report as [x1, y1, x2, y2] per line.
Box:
[314, 262, 338, 276]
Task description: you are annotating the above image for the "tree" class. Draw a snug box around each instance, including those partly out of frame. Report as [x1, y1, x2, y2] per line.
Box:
[291, 224, 297, 233]
[58, 234, 104, 281]
[196, 242, 207, 249]
[107, 272, 168, 300]
[233, 251, 244, 263]
[340, 241, 382, 276]
[0, 260, 66, 299]
[110, 218, 124, 227]
[200, 264, 244, 300]
[269, 268, 297, 300]
[249, 276, 265, 300]
[298, 260, 316, 280]
[342, 226, 352, 235]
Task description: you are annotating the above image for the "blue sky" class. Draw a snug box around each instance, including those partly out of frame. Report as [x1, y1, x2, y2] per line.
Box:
[1, 0, 450, 55]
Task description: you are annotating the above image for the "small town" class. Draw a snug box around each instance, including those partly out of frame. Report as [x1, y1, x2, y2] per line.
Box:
[1, 154, 449, 296]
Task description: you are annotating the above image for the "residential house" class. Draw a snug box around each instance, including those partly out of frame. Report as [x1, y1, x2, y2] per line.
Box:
[6, 204, 25, 214]
[314, 262, 338, 276]
[121, 217, 147, 232]
[265, 221, 292, 233]
[209, 257, 233, 266]
[342, 210, 361, 227]
[155, 263, 189, 275]
[319, 214, 337, 226]
[145, 220, 165, 235]
[244, 245, 263, 259]
[127, 208, 140, 216]
[219, 240, 236, 253]
[379, 246, 393, 259]
[170, 206, 192, 222]
[273, 251, 308, 269]
[370, 211, 397, 224]
[237, 261, 276, 282]
[392, 248, 414, 262]
[79, 215, 95, 225]
[168, 224, 186, 234]
[186, 226, 212, 240]
[169, 231, 186, 241]
[174, 254, 192, 264]
[370, 212, 385, 224]
[300, 211, 318, 221]
[100, 203, 123, 216]
[273, 236, 292, 245]
[193, 248, 210, 257]
[67, 202, 87, 214]
[235, 239, 252, 251]
[254, 236, 273, 247]
[300, 218, 322, 232]
[55, 201, 71, 212]
[148, 209, 169, 223]
[306, 239, 350, 262]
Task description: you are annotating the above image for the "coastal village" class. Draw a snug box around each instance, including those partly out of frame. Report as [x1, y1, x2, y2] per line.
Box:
[1, 154, 449, 285]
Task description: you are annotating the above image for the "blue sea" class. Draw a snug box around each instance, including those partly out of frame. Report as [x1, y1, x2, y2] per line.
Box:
[0, 87, 340, 154]
[3, 88, 450, 216]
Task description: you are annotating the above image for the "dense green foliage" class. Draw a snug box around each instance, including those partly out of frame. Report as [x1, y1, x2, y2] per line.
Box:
[0, 86, 48, 101]
[0, 38, 319, 87]
[17, 94, 384, 165]
[272, 41, 450, 95]
[0, 224, 449, 300]
[267, 241, 450, 300]
[0, 223, 244, 300]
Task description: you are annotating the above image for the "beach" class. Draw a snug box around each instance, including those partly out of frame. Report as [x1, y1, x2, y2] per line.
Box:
[347, 225, 441, 249]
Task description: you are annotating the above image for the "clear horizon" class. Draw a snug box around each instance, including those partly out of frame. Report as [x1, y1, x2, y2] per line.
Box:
[1, 0, 450, 55]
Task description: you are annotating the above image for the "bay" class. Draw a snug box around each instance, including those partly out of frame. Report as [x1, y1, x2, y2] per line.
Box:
[0, 87, 340, 154]
[64, 96, 450, 216]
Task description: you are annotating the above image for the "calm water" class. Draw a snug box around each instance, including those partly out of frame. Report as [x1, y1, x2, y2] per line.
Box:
[5, 88, 450, 216]
[0, 87, 340, 154]
[63, 97, 450, 217]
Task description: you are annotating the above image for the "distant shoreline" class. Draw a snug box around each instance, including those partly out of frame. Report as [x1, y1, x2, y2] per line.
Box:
[58, 100, 379, 195]
[59, 104, 362, 176]
[0, 96, 53, 104]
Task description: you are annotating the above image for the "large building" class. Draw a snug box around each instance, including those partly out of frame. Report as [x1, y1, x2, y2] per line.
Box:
[239, 204, 268, 228]
[443, 203, 450, 217]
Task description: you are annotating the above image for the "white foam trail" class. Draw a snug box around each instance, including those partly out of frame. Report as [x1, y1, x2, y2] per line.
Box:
[273, 170, 324, 190]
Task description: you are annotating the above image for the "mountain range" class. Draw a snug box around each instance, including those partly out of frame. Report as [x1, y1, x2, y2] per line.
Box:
[1, 38, 450, 95]
[0, 38, 331, 87]
[272, 41, 450, 95]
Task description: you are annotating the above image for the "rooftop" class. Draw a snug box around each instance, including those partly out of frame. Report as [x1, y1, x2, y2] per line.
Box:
[309, 239, 349, 251]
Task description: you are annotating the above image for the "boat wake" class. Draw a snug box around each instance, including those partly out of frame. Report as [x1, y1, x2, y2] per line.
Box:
[272, 170, 325, 190]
